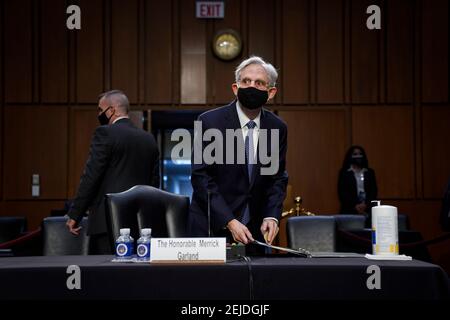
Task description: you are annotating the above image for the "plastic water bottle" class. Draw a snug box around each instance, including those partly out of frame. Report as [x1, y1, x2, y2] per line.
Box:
[115, 228, 134, 260]
[137, 228, 152, 261]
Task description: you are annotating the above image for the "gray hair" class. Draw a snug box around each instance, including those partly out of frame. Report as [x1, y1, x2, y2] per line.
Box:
[234, 56, 278, 88]
[98, 90, 129, 114]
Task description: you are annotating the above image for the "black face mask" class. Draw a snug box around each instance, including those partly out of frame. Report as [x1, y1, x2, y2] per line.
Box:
[237, 87, 269, 110]
[98, 107, 112, 126]
[351, 156, 364, 167]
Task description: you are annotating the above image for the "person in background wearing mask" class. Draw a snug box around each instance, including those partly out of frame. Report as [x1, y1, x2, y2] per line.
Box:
[188, 56, 288, 252]
[338, 145, 378, 217]
[66, 90, 160, 254]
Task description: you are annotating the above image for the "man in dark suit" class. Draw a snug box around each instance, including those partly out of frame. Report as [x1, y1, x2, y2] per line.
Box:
[189, 56, 288, 248]
[66, 90, 160, 254]
[440, 177, 450, 232]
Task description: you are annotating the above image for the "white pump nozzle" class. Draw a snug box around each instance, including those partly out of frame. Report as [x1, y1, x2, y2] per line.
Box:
[371, 200, 381, 206]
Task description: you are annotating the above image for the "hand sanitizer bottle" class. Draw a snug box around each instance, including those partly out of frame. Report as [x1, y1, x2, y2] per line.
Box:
[371, 201, 399, 255]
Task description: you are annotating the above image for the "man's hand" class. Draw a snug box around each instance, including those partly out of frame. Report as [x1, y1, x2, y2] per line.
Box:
[260, 219, 279, 245]
[227, 219, 254, 244]
[66, 218, 82, 236]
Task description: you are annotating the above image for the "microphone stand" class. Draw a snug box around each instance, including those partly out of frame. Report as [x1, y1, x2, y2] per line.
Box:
[252, 240, 311, 258]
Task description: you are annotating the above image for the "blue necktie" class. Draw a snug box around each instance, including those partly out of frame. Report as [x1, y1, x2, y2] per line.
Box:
[245, 120, 257, 181]
[241, 120, 257, 225]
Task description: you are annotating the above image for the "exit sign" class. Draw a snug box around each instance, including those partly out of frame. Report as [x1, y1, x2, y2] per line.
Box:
[196, 1, 225, 19]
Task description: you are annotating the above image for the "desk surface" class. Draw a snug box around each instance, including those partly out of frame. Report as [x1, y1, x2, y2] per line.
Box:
[0, 255, 447, 300]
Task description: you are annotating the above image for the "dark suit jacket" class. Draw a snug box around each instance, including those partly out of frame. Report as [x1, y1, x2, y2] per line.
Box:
[338, 167, 377, 214]
[188, 101, 288, 239]
[440, 177, 450, 232]
[68, 118, 160, 235]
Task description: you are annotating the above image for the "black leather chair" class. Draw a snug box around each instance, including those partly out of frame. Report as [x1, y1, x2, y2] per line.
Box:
[335, 214, 366, 230]
[0, 217, 27, 243]
[398, 213, 410, 231]
[105, 185, 189, 247]
[286, 216, 337, 252]
[362, 213, 410, 231]
[42, 217, 90, 255]
[0, 249, 13, 257]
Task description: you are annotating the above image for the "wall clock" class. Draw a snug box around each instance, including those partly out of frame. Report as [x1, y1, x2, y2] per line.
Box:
[212, 29, 242, 61]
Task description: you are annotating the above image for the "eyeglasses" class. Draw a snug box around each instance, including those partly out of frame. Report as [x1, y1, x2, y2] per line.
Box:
[239, 78, 272, 90]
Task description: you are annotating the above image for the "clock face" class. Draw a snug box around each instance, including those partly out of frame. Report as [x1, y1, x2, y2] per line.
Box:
[213, 30, 242, 61]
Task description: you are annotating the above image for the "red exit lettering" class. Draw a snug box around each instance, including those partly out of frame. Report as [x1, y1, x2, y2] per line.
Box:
[197, 2, 224, 18]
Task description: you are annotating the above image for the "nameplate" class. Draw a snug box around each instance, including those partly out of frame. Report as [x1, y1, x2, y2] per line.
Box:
[150, 238, 226, 264]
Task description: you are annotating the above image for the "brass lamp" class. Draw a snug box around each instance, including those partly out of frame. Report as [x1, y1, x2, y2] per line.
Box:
[281, 196, 315, 218]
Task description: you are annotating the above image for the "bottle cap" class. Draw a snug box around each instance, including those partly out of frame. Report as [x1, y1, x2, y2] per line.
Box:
[141, 228, 152, 236]
[119, 228, 130, 235]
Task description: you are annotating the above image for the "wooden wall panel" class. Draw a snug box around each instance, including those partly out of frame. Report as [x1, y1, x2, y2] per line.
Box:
[0, 0, 3, 200]
[282, 0, 309, 104]
[350, 0, 379, 103]
[68, 108, 98, 197]
[111, 0, 139, 103]
[40, 0, 68, 103]
[422, 0, 448, 103]
[422, 106, 450, 198]
[0, 0, 3, 102]
[278, 110, 347, 213]
[248, 0, 275, 63]
[316, 0, 344, 104]
[4, 0, 33, 103]
[180, 0, 206, 104]
[145, 0, 173, 104]
[0, 201, 66, 230]
[388, 200, 443, 239]
[3, 106, 68, 200]
[76, 0, 104, 103]
[352, 106, 415, 199]
[386, 0, 413, 103]
[211, 0, 241, 105]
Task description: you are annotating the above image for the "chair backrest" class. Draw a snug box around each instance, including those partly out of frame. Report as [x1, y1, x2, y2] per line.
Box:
[398, 213, 410, 231]
[0, 249, 13, 257]
[42, 217, 90, 255]
[105, 185, 189, 246]
[363, 213, 410, 231]
[335, 214, 366, 230]
[0, 217, 27, 243]
[286, 216, 337, 252]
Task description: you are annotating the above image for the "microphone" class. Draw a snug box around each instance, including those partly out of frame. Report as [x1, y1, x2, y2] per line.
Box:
[207, 189, 211, 237]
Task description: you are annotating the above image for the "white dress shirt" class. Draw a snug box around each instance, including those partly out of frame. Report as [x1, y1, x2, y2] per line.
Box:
[235, 102, 278, 225]
[236, 101, 260, 159]
[112, 116, 129, 124]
